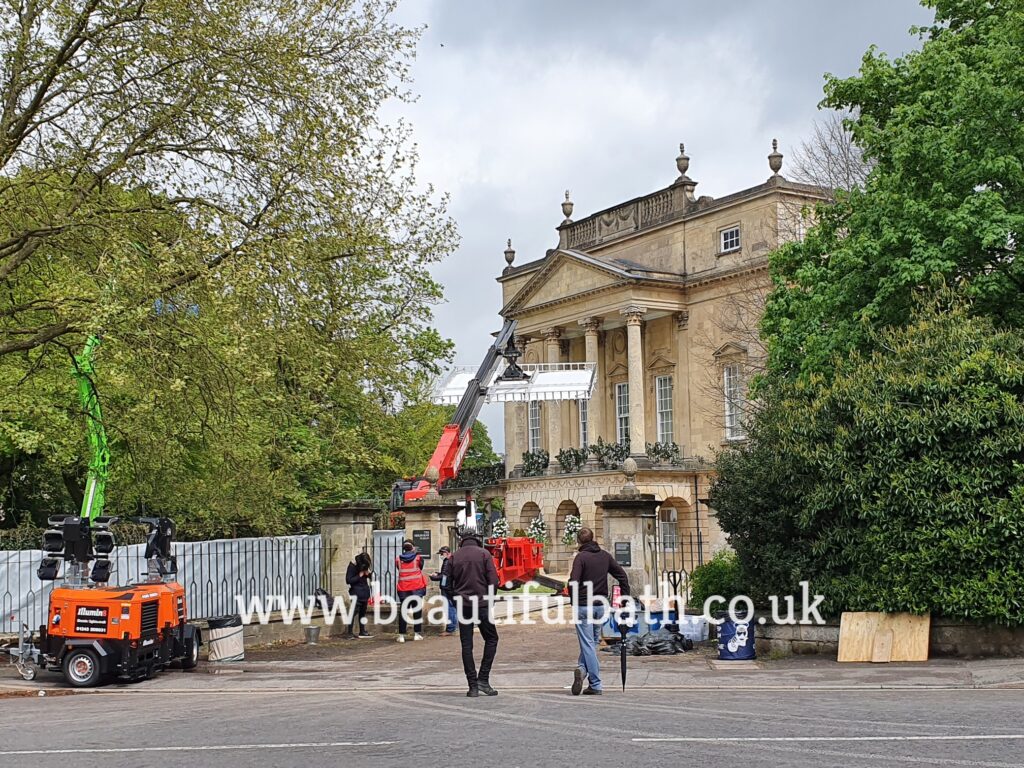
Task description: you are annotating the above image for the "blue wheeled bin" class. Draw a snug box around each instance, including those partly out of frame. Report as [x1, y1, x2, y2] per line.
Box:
[717, 614, 756, 660]
[601, 610, 642, 643]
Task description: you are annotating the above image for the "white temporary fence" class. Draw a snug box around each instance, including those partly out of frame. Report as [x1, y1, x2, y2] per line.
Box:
[1, 534, 328, 634]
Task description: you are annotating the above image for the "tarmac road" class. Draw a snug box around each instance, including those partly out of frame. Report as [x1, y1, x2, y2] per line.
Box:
[1, 686, 1023, 768]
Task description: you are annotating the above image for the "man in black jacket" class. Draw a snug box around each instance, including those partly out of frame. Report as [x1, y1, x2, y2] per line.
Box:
[567, 527, 630, 695]
[449, 529, 500, 697]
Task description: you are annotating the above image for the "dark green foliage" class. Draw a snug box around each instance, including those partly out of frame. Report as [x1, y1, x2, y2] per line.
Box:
[688, 552, 745, 610]
[762, 0, 1024, 383]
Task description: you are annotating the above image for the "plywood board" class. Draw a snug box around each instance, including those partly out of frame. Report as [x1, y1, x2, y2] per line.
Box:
[838, 612, 930, 662]
[871, 629, 893, 663]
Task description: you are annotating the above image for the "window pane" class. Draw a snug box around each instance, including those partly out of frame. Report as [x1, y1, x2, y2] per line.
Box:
[528, 400, 542, 452]
[579, 399, 589, 448]
[616, 383, 630, 444]
[723, 365, 746, 439]
[655, 375, 674, 444]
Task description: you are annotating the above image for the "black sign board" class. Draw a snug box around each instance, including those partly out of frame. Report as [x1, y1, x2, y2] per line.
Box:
[613, 542, 632, 567]
[74, 605, 109, 634]
[412, 529, 432, 559]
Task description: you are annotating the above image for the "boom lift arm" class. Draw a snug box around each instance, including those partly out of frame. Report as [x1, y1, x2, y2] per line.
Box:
[391, 318, 526, 509]
[73, 335, 110, 523]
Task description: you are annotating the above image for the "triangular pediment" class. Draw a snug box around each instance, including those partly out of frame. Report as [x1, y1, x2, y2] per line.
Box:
[606, 362, 629, 378]
[646, 353, 675, 371]
[713, 341, 749, 359]
[502, 249, 633, 315]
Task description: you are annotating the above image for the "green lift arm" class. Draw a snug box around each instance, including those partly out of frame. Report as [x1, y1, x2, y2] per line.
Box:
[73, 335, 109, 523]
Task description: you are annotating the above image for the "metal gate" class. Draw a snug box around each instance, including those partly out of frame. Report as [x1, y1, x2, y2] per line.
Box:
[654, 505, 705, 600]
[372, 530, 404, 602]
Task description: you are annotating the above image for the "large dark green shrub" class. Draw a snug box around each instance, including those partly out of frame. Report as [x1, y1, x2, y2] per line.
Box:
[712, 295, 1024, 624]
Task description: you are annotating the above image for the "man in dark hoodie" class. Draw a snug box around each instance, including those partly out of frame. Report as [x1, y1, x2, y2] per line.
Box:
[449, 529, 500, 697]
[568, 527, 630, 696]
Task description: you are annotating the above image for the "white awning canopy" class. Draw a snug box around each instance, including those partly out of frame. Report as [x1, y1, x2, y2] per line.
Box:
[432, 362, 596, 405]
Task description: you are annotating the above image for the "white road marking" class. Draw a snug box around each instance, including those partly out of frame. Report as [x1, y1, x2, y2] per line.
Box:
[635, 734, 1024, 743]
[0, 741, 397, 756]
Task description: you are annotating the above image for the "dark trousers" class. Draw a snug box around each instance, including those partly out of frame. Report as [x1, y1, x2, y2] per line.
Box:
[349, 599, 368, 635]
[458, 599, 498, 687]
[398, 591, 424, 635]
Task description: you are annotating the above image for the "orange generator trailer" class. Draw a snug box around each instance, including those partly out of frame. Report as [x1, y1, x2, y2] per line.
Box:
[33, 515, 201, 687]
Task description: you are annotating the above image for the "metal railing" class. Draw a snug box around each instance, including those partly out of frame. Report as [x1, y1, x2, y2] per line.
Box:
[1, 535, 332, 633]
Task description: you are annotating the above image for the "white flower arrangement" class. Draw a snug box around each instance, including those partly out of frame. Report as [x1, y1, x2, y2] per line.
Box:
[526, 515, 550, 545]
[561, 514, 582, 547]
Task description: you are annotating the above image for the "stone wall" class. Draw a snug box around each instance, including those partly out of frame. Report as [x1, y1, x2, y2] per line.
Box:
[755, 618, 1024, 659]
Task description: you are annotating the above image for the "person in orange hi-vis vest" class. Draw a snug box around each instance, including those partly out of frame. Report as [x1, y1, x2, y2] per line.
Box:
[395, 540, 429, 642]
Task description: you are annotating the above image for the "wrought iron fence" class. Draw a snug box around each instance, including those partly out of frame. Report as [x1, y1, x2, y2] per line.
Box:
[1, 535, 333, 634]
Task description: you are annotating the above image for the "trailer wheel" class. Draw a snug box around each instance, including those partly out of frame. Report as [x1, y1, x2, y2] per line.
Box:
[62, 649, 101, 688]
[181, 633, 199, 670]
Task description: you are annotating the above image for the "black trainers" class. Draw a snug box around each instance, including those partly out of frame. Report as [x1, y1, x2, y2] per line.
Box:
[477, 681, 498, 696]
[571, 668, 584, 696]
[582, 687, 603, 696]
[466, 688, 479, 698]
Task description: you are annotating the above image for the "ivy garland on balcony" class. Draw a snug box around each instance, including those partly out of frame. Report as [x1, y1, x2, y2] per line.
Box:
[588, 437, 630, 469]
[521, 449, 550, 477]
[556, 447, 587, 473]
[645, 441, 682, 465]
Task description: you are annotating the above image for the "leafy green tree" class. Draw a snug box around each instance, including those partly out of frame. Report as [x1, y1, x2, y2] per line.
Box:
[762, 0, 1024, 383]
[713, 294, 1024, 624]
[0, 1, 458, 535]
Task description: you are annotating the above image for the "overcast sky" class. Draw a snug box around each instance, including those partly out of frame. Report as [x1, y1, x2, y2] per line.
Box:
[388, 0, 933, 448]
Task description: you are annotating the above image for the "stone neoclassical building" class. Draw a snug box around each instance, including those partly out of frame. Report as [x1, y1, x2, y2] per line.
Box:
[498, 142, 828, 575]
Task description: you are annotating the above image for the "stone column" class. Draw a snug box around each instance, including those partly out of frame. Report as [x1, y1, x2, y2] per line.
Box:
[674, 311, 690, 452]
[544, 327, 563, 469]
[320, 502, 377, 603]
[400, 501, 461, 576]
[579, 317, 603, 448]
[596, 462, 660, 597]
[620, 305, 648, 458]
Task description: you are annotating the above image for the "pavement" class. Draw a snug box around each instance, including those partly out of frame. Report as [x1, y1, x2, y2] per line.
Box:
[2, 619, 1024, 767]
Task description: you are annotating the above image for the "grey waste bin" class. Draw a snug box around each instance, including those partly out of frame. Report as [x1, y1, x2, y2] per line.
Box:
[207, 615, 245, 662]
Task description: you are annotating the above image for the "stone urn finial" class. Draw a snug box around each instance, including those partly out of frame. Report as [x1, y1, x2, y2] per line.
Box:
[676, 142, 690, 179]
[504, 238, 515, 267]
[423, 465, 441, 501]
[622, 456, 638, 495]
[768, 138, 783, 176]
[561, 189, 574, 225]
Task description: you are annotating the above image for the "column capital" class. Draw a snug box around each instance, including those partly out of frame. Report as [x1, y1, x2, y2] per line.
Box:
[513, 335, 530, 353]
[674, 310, 690, 330]
[619, 305, 648, 325]
[542, 326, 563, 341]
[578, 316, 603, 333]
